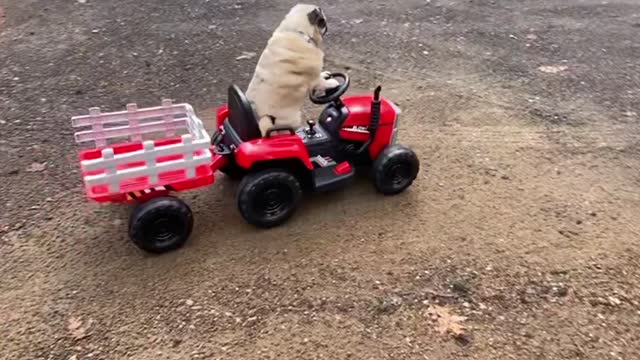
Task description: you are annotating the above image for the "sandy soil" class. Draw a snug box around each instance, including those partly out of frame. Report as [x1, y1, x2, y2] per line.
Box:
[1, 0, 640, 359]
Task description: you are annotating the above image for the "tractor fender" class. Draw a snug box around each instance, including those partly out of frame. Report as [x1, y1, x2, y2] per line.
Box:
[235, 135, 313, 171]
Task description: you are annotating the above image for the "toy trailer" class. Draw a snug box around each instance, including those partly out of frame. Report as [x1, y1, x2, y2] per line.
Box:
[72, 99, 224, 253]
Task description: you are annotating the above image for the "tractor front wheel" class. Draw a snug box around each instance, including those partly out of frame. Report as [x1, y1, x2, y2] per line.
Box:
[371, 145, 420, 195]
[129, 196, 193, 253]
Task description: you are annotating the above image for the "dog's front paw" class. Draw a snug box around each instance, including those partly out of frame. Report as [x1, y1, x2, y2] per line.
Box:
[324, 78, 340, 89]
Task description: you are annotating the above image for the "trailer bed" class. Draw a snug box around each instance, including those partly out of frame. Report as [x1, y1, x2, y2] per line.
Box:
[72, 100, 214, 203]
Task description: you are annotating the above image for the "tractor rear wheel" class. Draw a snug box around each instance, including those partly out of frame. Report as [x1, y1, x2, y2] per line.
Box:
[236, 169, 302, 228]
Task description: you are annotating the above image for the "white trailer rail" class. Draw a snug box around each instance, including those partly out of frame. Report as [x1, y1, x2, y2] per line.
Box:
[72, 99, 212, 196]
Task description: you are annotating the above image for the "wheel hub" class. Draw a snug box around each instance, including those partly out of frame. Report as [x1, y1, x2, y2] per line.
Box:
[389, 164, 411, 186]
[150, 217, 182, 242]
[256, 186, 292, 218]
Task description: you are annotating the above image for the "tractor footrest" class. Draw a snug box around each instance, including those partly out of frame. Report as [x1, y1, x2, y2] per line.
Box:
[313, 161, 355, 192]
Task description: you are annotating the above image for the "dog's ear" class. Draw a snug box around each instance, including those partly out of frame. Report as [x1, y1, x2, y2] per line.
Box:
[307, 7, 327, 35]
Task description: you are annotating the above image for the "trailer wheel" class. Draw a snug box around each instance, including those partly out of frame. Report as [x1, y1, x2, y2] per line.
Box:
[129, 196, 193, 253]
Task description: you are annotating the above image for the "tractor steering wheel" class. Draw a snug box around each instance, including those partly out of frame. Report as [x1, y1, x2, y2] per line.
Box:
[309, 72, 350, 105]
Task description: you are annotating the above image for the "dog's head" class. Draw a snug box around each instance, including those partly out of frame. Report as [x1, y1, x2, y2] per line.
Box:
[279, 4, 328, 45]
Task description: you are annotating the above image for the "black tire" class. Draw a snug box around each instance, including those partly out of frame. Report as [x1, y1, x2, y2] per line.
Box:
[371, 145, 419, 195]
[129, 196, 193, 253]
[236, 169, 302, 228]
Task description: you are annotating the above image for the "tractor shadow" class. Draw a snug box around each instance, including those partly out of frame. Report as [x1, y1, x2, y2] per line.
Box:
[67, 171, 421, 299]
[293, 171, 420, 229]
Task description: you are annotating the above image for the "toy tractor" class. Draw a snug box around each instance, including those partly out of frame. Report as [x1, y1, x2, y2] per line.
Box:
[72, 72, 419, 253]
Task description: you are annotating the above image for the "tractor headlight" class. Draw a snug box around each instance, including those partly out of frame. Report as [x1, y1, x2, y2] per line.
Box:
[389, 101, 402, 145]
[391, 114, 400, 144]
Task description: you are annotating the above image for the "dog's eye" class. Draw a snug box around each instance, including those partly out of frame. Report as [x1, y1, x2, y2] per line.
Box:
[317, 18, 327, 35]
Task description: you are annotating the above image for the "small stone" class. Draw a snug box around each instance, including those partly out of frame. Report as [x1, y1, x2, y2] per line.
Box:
[554, 286, 569, 297]
[185, 299, 194, 306]
[455, 333, 473, 347]
[25, 162, 46, 172]
[538, 65, 568, 74]
[235, 51, 256, 60]
[608, 296, 622, 306]
[589, 297, 608, 307]
[171, 338, 182, 347]
[451, 280, 470, 294]
[45, 197, 54, 202]
[377, 295, 403, 314]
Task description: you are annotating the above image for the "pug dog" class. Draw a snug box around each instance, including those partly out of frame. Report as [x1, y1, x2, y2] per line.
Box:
[245, 4, 340, 136]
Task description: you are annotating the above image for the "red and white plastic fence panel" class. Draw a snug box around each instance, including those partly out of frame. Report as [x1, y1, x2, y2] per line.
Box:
[71, 100, 212, 195]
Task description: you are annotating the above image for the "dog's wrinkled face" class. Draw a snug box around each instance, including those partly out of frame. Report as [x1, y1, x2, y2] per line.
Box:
[307, 7, 327, 36]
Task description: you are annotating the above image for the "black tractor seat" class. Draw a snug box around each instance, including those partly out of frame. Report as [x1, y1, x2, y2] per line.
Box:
[223, 85, 262, 145]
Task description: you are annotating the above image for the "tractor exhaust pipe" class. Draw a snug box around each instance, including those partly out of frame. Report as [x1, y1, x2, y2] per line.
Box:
[354, 86, 382, 154]
[370, 86, 382, 131]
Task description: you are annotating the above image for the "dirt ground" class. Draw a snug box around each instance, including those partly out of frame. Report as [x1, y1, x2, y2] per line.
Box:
[1, 0, 640, 359]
